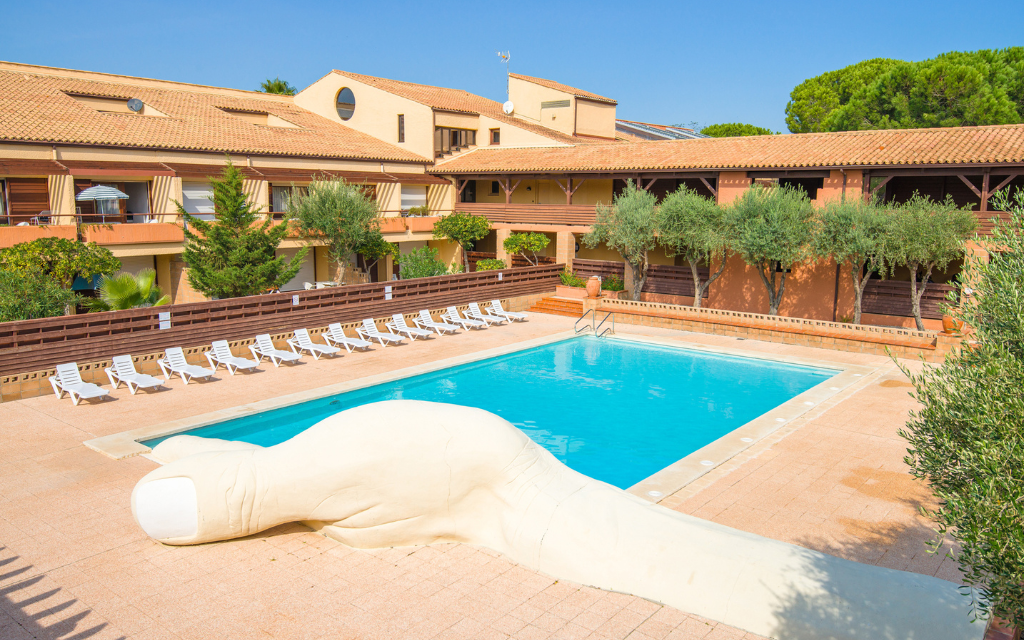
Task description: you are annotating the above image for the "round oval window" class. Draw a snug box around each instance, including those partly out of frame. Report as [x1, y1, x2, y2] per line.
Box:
[336, 87, 355, 120]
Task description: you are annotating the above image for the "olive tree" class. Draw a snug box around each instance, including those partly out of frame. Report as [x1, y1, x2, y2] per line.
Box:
[583, 181, 658, 301]
[503, 232, 550, 266]
[433, 212, 491, 272]
[656, 185, 729, 308]
[899, 188, 1024, 628]
[355, 232, 397, 277]
[884, 193, 977, 330]
[0, 269, 81, 322]
[728, 184, 815, 316]
[813, 197, 892, 324]
[289, 176, 380, 282]
[0, 237, 120, 289]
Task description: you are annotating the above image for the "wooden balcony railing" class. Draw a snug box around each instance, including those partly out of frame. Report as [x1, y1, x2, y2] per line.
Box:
[459, 203, 597, 226]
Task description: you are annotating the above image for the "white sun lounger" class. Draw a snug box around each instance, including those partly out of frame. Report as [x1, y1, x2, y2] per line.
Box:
[386, 314, 433, 341]
[356, 318, 405, 347]
[49, 362, 110, 405]
[105, 355, 165, 394]
[249, 334, 302, 367]
[206, 340, 260, 375]
[414, 309, 459, 336]
[489, 299, 528, 322]
[158, 347, 216, 385]
[468, 302, 508, 325]
[442, 306, 486, 330]
[288, 328, 342, 359]
[323, 323, 373, 353]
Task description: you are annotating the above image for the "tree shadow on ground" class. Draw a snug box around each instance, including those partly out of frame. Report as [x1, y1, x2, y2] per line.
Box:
[0, 546, 123, 640]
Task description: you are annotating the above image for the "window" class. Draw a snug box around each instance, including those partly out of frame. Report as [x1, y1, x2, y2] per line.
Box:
[400, 185, 427, 214]
[397, 114, 405, 143]
[490, 128, 500, 145]
[336, 87, 355, 120]
[272, 186, 292, 213]
[490, 181, 500, 196]
[181, 182, 215, 220]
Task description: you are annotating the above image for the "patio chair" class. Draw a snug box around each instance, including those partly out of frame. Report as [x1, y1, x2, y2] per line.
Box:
[205, 340, 259, 375]
[323, 323, 373, 353]
[288, 328, 342, 360]
[249, 334, 302, 367]
[158, 347, 216, 385]
[355, 318, 406, 347]
[489, 299, 528, 322]
[104, 355, 164, 394]
[386, 314, 433, 341]
[467, 302, 508, 325]
[441, 306, 487, 330]
[49, 362, 110, 405]
[414, 309, 460, 336]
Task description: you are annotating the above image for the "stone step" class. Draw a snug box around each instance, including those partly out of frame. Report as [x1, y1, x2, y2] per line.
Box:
[529, 296, 585, 317]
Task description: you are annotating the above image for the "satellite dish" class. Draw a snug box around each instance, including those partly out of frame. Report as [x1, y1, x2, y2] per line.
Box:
[127, 98, 144, 113]
[502, 100, 514, 115]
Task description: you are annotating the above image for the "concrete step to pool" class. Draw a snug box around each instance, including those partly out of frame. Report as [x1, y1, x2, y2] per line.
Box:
[529, 297, 585, 317]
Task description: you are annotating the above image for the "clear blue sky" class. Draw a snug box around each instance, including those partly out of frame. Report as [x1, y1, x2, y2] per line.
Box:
[4, 0, 1023, 133]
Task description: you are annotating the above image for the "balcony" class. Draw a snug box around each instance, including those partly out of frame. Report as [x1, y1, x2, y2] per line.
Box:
[379, 216, 441, 234]
[80, 222, 184, 245]
[458, 203, 597, 227]
[0, 224, 77, 249]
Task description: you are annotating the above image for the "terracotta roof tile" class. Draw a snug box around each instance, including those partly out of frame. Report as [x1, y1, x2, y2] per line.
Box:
[331, 70, 595, 146]
[431, 125, 1024, 173]
[508, 73, 616, 105]
[0, 69, 427, 163]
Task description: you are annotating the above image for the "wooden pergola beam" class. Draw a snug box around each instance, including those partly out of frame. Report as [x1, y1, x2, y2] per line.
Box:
[957, 174, 982, 199]
[699, 177, 718, 199]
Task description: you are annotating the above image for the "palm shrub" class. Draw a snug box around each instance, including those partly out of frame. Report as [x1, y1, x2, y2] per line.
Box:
[583, 181, 658, 301]
[814, 197, 893, 324]
[884, 193, 977, 330]
[180, 160, 305, 298]
[657, 185, 730, 308]
[900, 188, 1024, 629]
[728, 184, 815, 316]
[85, 268, 170, 312]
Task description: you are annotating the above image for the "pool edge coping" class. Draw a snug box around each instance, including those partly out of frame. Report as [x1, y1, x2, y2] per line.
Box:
[607, 333, 877, 503]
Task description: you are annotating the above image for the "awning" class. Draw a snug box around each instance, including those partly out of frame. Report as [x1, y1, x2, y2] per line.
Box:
[76, 185, 129, 201]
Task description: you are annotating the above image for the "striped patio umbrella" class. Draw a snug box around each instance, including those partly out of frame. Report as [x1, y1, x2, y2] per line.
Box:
[75, 185, 129, 201]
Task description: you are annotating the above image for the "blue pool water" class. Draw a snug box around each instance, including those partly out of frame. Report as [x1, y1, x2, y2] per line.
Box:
[144, 337, 835, 489]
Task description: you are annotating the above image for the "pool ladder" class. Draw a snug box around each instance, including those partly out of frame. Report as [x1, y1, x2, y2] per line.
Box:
[574, 310, 615, 337]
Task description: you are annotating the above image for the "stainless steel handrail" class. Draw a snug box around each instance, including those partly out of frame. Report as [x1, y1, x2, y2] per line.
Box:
[595, 311, 615, 337]
[574, 309, 594, 334]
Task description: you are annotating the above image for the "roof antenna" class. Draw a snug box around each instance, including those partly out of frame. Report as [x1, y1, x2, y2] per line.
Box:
[497, 51, 514, 115]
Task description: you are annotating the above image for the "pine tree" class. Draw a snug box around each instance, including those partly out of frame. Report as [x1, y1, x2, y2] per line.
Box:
[180, 160, 306, 299]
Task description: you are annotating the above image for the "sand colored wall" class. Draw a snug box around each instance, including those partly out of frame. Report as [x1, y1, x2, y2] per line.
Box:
[574, 99, 616, 139]
[294, 73, 434, 160]
[476, 113, 572, 149]
[428, 239, 461, 269]
[46, 174, 75, 224]
[434, 112, 479, 129]
[508, 76, 574, 134]
[155, 254, 172, 296]
[377, 183, 400, 216]
[151, 176, 182, 218]
[816, 169, 863, 207]
[426, 183, 452, 214]
[469, 178, 612, 206]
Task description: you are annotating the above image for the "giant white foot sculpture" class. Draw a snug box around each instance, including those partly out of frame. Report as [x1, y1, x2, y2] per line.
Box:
[132, 400, 983, 640]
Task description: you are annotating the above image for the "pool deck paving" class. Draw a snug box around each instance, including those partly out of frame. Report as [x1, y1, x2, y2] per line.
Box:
[0, 312, 969, 639]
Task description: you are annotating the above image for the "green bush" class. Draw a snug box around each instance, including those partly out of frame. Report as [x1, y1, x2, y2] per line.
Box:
[900, 189, 1024, 628]
[398, 247, 456, 279]
[475, 258, 506, 271]
[0, 269, 80, 322]
[602, 274, 624, 291]
[406, 205, 430, 217]
[559, 269, 586, 287]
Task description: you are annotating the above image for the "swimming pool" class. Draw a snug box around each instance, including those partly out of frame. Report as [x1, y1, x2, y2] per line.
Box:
[143, 337, 836, 488]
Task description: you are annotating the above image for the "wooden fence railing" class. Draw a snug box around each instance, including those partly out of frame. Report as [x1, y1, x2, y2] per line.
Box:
[0, 264, 562, 376]
[467, 252, 557, 271]
[862, 279, 957, 320]
[641, 264, 710, 299]
[460, 203, 597, 226]
[571, 259, 624, 279]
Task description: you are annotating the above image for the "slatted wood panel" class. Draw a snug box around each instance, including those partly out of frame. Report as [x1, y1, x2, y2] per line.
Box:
[642, 264, 710, 299]
[0, 264, 562, 376]
[467, 251, 497, 271]
[6, 178, 49, 223]
[467, 252, 556, 271]
[862, 279, 958, 319]
[572, 259, 624, 279]
[461, 203, 596, 226]
[977, 211, 1013, 236]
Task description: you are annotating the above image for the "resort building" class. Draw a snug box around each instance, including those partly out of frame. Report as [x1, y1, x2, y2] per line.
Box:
[1, 60, 1023, 329]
